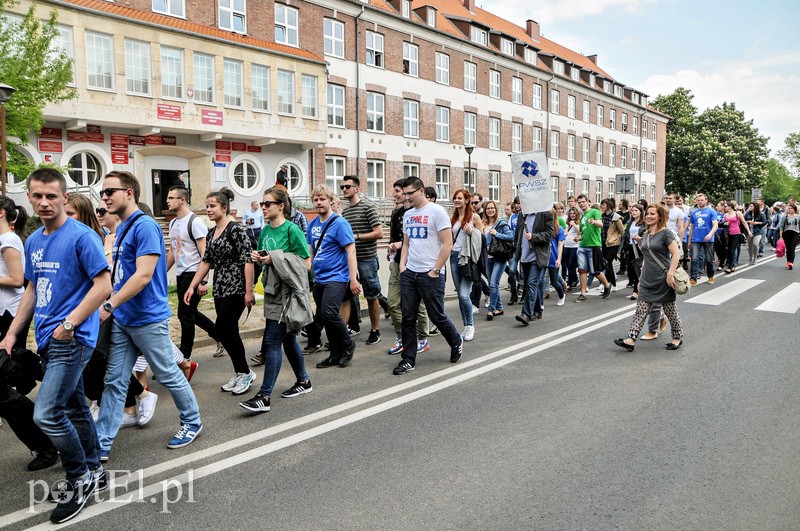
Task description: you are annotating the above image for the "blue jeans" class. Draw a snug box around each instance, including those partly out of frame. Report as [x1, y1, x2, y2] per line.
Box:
[357, 256, 382, 300]
[690, 241, 715, 279]
[34, 339, 100, 481]
[399, 270, 461, 364]
[450, 251, 474, 327]
[562, 247, 578, 287]
[487, 257, 507, 312]
[97, 319, 201, 452]
[257, 319, 308, 396]
[520, 260, 547, 318]
[507, 253, 519, 294]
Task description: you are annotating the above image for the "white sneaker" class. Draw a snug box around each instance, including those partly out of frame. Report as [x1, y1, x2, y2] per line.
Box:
[231, 370, 257, 395]
[462, 325, 475, 341]
[472, 305, 479, 314]
[137, 392, 158, 426]
[120, 413, 139, 428]
[213, 342, 226, 357]
[221, 374, 240, 392]
[557, 295, 566, 306]
[89, 401, 100, 422]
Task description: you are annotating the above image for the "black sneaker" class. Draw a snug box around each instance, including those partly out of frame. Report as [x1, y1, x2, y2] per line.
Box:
[303, 343, 323, 354]
[93, 466, 108, 492]
[366, 329, 382, 345]
[428, 326, 439, 336]
[602, 285, 612, 299]
[393, 360, 415, 375]
[378, 295, 390, 318]
[574, 294, 588, 303]
[239, 393, 271, 413]
[28, 447, 59, 471]
[316, 356, 339, 369]
[339, 342, 356, 367]
[348, 326, 360, 336]
[281, 380, 313, 398]
[450, 337, 464, 363]
[50, 473, 97, 523]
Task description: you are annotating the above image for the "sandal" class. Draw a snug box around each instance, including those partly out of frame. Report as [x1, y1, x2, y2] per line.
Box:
[493, 310, 504, 316]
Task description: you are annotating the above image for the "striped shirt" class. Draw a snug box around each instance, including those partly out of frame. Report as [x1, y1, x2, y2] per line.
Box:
[343, 198, 381, 261]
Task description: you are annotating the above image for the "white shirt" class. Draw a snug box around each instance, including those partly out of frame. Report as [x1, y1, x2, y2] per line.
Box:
[667, 205, 684, 238]
[169, 213, 209, 275]
[0, 231, 25, 315]
[242, 208, 264, 230]
[403, 202, 451, 273]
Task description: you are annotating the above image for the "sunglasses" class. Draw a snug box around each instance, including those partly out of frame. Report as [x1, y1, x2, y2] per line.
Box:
[99, 187, 128, 197]
[340, 184, 354, 191]
[95, 208, 107, 216]
[260, 200, 281, 208]
[471, 201, 480, 205]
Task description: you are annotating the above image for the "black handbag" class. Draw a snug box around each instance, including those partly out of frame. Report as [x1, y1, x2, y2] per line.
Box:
[487, 221, 515, 260]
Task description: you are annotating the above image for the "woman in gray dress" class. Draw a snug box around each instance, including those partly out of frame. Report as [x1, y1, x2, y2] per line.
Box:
[615, 204, 684, 351]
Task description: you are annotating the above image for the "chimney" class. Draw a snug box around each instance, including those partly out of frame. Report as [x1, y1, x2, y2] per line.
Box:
[526, 19, 540, 40]
[464, 0, 476, 13]
[587, 54, 598, 65]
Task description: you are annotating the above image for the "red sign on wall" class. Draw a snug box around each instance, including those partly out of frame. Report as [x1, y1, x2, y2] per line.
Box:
[145, 135, 163, 145]
[129, 135, 146, 146]
[162, 136, 177, 145]
[215, 140, 231, 151]
[38, 140, 63, 153]
[215, 151, 232, 163]
[86, 124, 102, 133]
[157, 104, 182, 121]
[231, 142, 247, 152]
[40, 127, 63, 139]
[110, 134, 129, 149]
[202, 109, 224, 126]
[111, 152, 129, 165]
[85, 132, 105, 143]
[247, 145, 262, 153]
[67, 131, 85, 142]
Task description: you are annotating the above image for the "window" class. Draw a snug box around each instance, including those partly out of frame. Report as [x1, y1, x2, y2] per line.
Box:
[252, 64, 270, 111]
[489, 118, 500, 150]
[533, 127, 542, 150]
[525, 48, 537, 64]
[620, 146, 627, 169]
[435, 52, 449, 85]
[596, 141, 603, 165]
[436, 166, 450, 199]
[551, 177, 559, 203]
[567, 95, 576, 119]
[366, 160, 385, 197]
[366, 31, 384, 68]
[582, 100, 590, 122]
[401, 0, 411, 18]
[326, 156, 346, 191]
[650, 185, 656, 205]
[651, 153, 656, 173]
[652, 122, 657, 139]
[512, 123, 522, 153]
[609, 144, 616, 167]
[125, 39, 150, 96]
[324, 18, 344, 58]
[622, 113, 628, 132]
[604, 80, 612, 93]
[366, 92, 385, 132]
[277, 69, 294, 114]
[614, 85, 623, 98]
[533, 84, 542, 109]
[403, 42, 418, 77]
[464, 61, 477, 92]
[301, 74, 317, 118]
[152, 0, 184, 17]
[642, 120, 648, 138]
[488, 170, 500, 200]
[233, 161, 259, 192]
[403, 163, 419, 178]
[219, 0, 245, 33]
[582, 137, 589, 163]
[582, 179, 589, 195]
[571, 66, 580, 81]
[641, 150, 648, 171]
[275, 4, 299, 47]
[427, 9, 436, 27]
[489, 69, 500, 99]
[596, 105, 604, 127]
[633, 117, 638, 136]
[589, 74, 596, 88]
[550, 89, 560, 114]
[608, 182, 615, 198]
[194, 53, 215, 103]
[471, 27, 488, 45]
[553, 60, 564, 75]
[436, 106, 450, 142]
[633, 93, 640, 105]
[595, 181, 603, 204]
[512, 77, 522, 104]
[279, 163, 302, 194]
[403, 100, 419, 138]
[631, 148, 638, 171]
[640, 184, 646, 200]
[327, 84, 345, 127]
[68, 152, 101, 186]
[567, 178, 575, 197]
[463, 112, 477, 146]
[463, 168, 476, 192]
[86, 32, 114, 90]
[567, 134, 575, 161]
[550, 130, 559, 159]
[223, 59, 243, 107]
[160, 46, 183, 99]
[501, 38, 514, 56]
[609, 109, 616, 130]
[51, 26, 75, 86]
[642, 96, 648, 107]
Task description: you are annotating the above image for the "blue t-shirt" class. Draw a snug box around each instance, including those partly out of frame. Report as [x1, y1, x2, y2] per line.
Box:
[548, 226, 566, 268]
[307, 214, 354, 284]
[112, 211, 171, 326]
[509, 213, 519, 234]
[689, 207, 717, 242]
[24, 218, 109, 349]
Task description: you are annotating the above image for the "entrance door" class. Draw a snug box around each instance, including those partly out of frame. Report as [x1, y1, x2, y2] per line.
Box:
[151, 169, 190, 216]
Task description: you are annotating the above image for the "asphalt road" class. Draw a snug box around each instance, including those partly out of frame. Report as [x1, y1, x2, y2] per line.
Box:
[2, 253, 799, 529]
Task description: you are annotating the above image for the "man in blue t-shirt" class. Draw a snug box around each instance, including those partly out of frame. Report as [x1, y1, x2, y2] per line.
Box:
[688, 193, 719, 285]
[307, 186, 360, 368]
[0, 168, 112, 523]
[96, 171, 202, 456]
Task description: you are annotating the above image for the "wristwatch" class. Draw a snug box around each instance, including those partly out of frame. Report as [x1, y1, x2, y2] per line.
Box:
[62, 320, 75, 332]
[102, 301, 114, 313]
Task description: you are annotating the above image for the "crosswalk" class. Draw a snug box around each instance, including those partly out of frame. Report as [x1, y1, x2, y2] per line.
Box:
[686, 279, 800, 314]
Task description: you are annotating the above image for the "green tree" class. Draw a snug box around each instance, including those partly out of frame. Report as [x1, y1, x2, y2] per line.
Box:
[651, 89, 770, 200]
[763, 158, 800, 204]
[1, 0, 75, 180]
[777, 132, 800, 178]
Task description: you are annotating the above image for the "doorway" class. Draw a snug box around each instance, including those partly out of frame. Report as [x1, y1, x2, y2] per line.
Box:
[151, 169, 190, 216]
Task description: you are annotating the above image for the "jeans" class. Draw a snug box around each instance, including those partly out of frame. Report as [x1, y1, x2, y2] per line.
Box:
[726, 234, 742, 268]
[507, 253, 519, 295]
[33, 339, 99, 480]
[520, 260, 547, 318]
[357, 256, 382, 300]
[450, 251, 474, 327]
[176, 272, 218, 359]
[487, 257, 508, 313]
[214, 295, 248, 374]
[97, 319, 201, 452]
[562, 247, 578, 287]
[690, 241, 716, 279]
[388, 261, 428, 337]
[257, 319, 308, 396]
[399, 270, 461, 364]
[546, 267, 565, 300]
[311, 281, 355, 359]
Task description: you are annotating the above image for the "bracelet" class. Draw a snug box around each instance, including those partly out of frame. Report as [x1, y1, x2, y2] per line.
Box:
[200, 280, 208, 285]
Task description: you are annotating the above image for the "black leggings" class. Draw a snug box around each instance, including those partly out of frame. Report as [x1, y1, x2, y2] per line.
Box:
[214, 295, 248, 374]
[784, 230, 799, 264]
[726, 234, 742, 268]
[603, 245, 620, 286]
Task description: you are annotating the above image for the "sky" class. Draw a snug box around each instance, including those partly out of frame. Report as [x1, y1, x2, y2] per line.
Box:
[481, 0, 800, 156]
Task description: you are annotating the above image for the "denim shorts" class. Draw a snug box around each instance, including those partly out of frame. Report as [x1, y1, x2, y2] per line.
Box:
[577, 246, 604, 274]
[357, 256, 382, 300]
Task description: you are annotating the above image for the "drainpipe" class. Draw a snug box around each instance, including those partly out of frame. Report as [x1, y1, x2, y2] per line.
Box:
[355, 6, 366, 179]
[637, 110, 645, 201]
[544, 73, 556, 156]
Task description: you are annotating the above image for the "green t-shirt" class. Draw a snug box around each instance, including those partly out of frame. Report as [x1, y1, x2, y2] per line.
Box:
[258, 220, 310, 259]
[557, 216, 567, 230]
[579, 208, 602, 248]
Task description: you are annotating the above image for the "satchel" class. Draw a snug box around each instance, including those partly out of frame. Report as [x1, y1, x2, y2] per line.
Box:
[645, 231, 690, 295]
[487, 221, 515, 260]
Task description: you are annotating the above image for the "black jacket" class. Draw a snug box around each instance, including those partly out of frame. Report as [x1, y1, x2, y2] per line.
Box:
[514, 210, 555, 267]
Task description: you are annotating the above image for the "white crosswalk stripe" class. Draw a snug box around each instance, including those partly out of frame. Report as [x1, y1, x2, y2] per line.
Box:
[686, 278, 765, 306]
[756, 283, 800, 314]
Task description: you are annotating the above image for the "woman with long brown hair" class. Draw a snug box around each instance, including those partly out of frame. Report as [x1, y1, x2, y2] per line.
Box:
[450, 189, 483, 341]
[482, 200, 514, 319]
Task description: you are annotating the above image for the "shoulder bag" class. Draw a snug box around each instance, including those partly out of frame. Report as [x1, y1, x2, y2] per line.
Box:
[487, 220, 515, 260]
[645, 231, 690, 295]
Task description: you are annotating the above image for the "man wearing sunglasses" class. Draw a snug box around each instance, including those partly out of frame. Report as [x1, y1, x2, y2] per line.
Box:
[340, 175, 385, 346]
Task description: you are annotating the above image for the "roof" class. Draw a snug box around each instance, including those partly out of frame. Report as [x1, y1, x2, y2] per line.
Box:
[52, 0, 324, 63]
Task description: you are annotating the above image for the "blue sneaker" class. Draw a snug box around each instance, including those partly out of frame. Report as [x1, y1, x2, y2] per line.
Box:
[388, 337, 403, 355]
[417, 339, 429, 353]
[167, 423, 203, 449]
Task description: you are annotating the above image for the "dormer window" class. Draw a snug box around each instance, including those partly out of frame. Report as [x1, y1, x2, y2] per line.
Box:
[632, 92, 640, 105]
[552, 60, 564, 75]
[589, 74, 596, 87]
[614, 85, 623, 98]
[471, 27, 488, 46]
[501, 38, 514, 56]
[401, 0, 410, 18]
[603, 80, 612, 93]
[427, 8, 436, 27]
[524, 48, 537, 64]
[570, 66, 580, 81]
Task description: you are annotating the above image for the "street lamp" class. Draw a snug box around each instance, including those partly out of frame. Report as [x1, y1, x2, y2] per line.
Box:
[0, 83, 17, 196]
[465, 145, 474, 188]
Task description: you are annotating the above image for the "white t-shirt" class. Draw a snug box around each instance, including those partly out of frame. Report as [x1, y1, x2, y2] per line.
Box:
[667, 205, 684, 238]
[564, 224, 580, 249]
[242, 208, 264, 229]
[170, 214, 209, 275]
[451, 220, 471, 253]
[0, 231, 25, 315]
[403, 202, 452, 273]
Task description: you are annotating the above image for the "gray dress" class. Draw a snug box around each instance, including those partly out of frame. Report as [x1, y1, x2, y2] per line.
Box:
[638, 228, 677, 304]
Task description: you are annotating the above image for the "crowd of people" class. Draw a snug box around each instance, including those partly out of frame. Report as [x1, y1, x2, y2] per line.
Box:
[1, 166, 798, 523]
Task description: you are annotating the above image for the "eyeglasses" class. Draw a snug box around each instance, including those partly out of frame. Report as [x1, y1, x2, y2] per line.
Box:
[95, 208, 107, 216]
[402, 188, 422, 197]
[471, 201, 480, 205]
[166, 196, 181, 201]
[340, 184, 354, 191]
[260, 200, 281, 208]
[100, 187, 128, 197]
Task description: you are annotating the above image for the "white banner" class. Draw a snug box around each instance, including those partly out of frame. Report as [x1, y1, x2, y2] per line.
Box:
[511, 149, 552, 214]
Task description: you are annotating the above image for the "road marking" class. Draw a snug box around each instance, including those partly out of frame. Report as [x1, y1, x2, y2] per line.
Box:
[755, 283, 800, 314]
[685, 278, 764, 306]
[16, 307, 636, 528]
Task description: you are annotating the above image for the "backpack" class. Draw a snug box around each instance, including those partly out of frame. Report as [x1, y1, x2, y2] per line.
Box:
[169, 213, 204, 248]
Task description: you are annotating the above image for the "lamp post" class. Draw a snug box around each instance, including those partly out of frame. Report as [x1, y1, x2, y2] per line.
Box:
[0, 83, 17, 196]
[465, 145, 474, 189]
